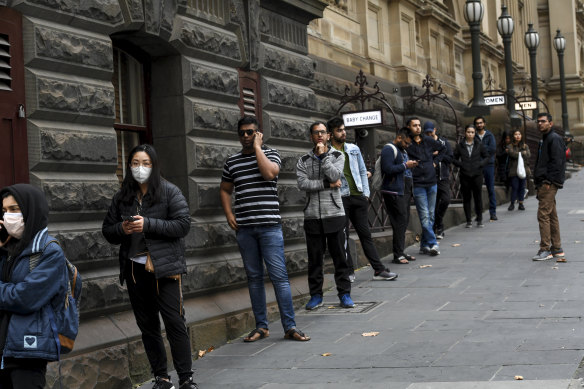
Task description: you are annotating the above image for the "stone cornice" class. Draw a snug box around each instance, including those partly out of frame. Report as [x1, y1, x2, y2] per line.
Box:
[416, 4, 461, 33]
[261, 0, 328, 24]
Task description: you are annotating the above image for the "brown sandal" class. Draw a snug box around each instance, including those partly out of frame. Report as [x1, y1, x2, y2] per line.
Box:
[244, 328, 269, 342]
[284, 328, 310, 341]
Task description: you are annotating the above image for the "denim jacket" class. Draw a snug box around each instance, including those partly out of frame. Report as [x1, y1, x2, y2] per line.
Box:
[336, 143, 370, 198]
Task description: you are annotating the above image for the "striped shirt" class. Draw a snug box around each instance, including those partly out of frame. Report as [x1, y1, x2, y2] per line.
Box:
[222, 147, 281, 226]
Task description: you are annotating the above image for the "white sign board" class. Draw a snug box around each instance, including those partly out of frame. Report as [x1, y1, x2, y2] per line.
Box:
[515, 101, 537, 110]
[342, 110, 383, 127]
[484, 95, 506, 106]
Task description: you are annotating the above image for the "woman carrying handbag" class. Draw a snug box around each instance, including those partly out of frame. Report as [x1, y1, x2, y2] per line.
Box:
[506, 130, 531, 211]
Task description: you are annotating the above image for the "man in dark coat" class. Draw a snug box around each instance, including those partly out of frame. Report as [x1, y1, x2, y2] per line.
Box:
[531, 113, 566, 262]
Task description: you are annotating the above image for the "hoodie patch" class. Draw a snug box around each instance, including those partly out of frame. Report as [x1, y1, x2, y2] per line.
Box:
[24, 335, 37, 349]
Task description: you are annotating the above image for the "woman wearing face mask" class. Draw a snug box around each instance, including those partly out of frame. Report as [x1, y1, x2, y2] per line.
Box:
[102, 144, 198, 389]
[0, 184, 68, 388]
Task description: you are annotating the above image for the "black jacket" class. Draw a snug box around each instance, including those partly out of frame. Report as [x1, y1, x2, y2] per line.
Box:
[407, 135, 446, 187]
[102, 179, 191, 284]
[534, 130, 566, 188]
[435, 136, 453, 181]
[453, 138, 488, 177]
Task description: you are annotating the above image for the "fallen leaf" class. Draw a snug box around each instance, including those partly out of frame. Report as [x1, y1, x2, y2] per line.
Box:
[321, 352, 332, 357]
[451, 243, 461, 247]
[362, 332, 379, 337]
[415, 234, 420, 242]
[327, 306, 336, 309]
[419, 264, 432, 269]
[197, 346, 215, 358]
[514, 375, 523, 380]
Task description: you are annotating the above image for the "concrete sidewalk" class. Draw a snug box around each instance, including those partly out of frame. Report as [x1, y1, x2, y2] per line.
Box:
[140, 168, 584, 389]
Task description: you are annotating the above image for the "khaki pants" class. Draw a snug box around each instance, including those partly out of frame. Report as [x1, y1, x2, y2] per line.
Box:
[537, 184, 562, 251]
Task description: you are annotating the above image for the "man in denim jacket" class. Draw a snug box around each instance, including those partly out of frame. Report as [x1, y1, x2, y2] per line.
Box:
[327, 117, 397, 282]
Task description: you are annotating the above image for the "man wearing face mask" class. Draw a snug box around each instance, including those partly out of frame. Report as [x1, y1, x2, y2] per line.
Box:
[0, 184, 69, 388]
[102, 144, 198, 389]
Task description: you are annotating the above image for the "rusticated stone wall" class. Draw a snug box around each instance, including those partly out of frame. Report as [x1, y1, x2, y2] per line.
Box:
[7, 0, 328, 387]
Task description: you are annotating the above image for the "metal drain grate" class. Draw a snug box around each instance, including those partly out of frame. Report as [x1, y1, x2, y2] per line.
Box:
[300, 301, 383, 315]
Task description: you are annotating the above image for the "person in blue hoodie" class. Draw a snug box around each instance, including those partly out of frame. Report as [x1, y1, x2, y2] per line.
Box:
[0, 184, 68, 388]
[474, 116, 498, 221]
[405, 118, 446, 256]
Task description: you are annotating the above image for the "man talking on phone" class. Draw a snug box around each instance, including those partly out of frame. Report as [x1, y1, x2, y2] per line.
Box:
[220, 116, 309, 342]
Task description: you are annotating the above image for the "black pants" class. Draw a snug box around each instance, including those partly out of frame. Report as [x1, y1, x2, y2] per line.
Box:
[460, 174, 483, 223]
[0, 363, 46, 389]
[125, 262, 193, 383]
[305, 227, 351, 298]
[433, 179, 451, 233]
[342, 195, 385, 273]
[383, 177, 412, 259]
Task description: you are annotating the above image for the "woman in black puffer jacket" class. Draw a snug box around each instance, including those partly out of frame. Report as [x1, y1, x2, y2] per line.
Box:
[102, 144, 198, 389]
[453, 125, 489, 228]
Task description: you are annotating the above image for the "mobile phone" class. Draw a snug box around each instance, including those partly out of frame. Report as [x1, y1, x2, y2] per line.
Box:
[122, 215, 136, 222]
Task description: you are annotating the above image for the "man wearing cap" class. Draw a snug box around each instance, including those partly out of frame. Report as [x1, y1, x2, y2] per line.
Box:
[424, 122, 453, 240]
[405, 117, 446, 256]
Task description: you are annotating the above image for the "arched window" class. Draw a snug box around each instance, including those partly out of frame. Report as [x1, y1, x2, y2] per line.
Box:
[112, 46, 150, 183]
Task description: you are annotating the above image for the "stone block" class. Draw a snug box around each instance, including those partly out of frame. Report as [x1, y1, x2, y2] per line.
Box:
[186, 99, 241, 136]
[278, 183, 305, 208]
[262, 43, 314, 83]
[265, 113, 313, 143]
[182, 257, 247, 295]
[279, 149, 306, 174]
[118, 0, 144, 26]
[127, 340, 152, 385]
[53, 229, 115, 262]
[186, 58, 239, 98]
[316, 94, 342, 117]
[42, 181, 118, 212]
[259, 8, 308, 54]
[186, 220, 236, 250]
[38, 127, 117, 163]
[46, 344, 132, 389]
[281, 217, 305, 240]
[26, 21, 113, 77]
[190, 318, 228, 355]
[23, 0, 123, 29]
[226, 311, 256, 340]
[263, 77, 316, 113]
[28, 72, 115, 124]
[81, 275, 130, 314]
[190, 140, 240, 171]
[174, 17, 242, 66]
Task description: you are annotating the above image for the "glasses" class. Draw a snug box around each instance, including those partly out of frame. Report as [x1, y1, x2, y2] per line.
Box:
[238, 129, 256, 137]
[131, 161, 152, 168]
[311, 130, 327, 136]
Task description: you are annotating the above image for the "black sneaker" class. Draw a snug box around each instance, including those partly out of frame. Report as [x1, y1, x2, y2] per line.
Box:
[518, 203, 525, 211]
[153, 377, 175, 389]
[465, 222, 472, 228]
[179, 377, 199, 389]
[508, 203, 515, 211]
[490, 214, 498, 221]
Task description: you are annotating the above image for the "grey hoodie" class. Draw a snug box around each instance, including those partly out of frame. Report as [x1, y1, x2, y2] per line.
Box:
[296, 148, 346, 234]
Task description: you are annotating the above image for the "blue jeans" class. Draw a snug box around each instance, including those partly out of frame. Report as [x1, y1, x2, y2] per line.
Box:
[483, 165, 497, 215]
[236, 225, 296, 332]
[413, 185, 438, 248]
[509, 176, 526, 203]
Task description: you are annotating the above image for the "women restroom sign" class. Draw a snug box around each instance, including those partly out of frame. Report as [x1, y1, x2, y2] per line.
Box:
[342, 110, 383, 128]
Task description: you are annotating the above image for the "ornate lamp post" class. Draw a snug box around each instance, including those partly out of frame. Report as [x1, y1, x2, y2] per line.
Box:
[553, 29, 571, 137]
[464, 0, 487, 111]
[496, 5, 519, 123]
[524, 23, 540, 116]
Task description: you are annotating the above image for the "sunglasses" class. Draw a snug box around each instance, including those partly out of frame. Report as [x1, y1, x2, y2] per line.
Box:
[238, 129, 256, 137]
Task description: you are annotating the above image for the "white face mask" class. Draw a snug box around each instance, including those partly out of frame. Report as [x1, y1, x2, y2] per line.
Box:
[131, 166, 152, 184]
[2, 212, 25, 239]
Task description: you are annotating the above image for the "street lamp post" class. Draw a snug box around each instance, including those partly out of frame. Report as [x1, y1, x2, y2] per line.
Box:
[553, 29, 571, 137]
[496, 5, 519, 124]
[524, 23, 540, 117]
[464, 0, 487, 111]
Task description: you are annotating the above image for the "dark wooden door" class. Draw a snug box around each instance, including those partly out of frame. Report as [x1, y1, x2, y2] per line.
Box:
[0, 7, 28, 188]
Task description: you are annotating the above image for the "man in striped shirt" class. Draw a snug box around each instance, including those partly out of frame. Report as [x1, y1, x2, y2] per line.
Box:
[220, 116, 309, 342]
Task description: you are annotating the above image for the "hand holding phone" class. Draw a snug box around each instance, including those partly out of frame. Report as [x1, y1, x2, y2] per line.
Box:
[122, 215, 135, 222]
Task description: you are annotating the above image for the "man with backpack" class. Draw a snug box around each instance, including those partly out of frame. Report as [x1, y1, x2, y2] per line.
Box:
[328, 117, 397, 281]
[380, 128, 419, 264]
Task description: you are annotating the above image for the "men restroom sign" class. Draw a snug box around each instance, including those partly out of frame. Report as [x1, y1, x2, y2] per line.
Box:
[342, 110, 384, 128]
